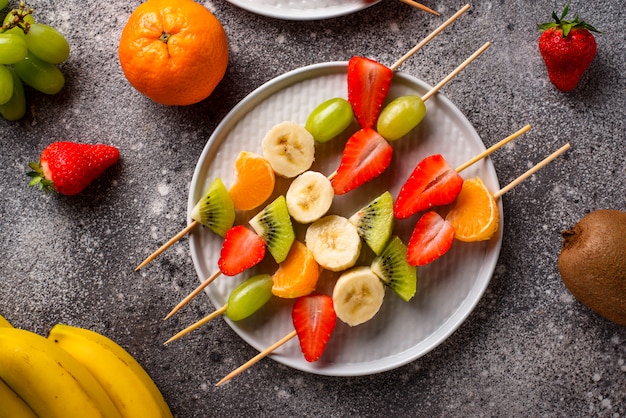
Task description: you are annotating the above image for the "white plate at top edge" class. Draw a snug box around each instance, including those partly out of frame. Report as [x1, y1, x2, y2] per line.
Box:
[225, 0, 382, 20]
[188, 62, 503, 377]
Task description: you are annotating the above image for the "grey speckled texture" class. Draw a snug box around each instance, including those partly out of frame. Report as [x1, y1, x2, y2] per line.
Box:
[1, 1, 625, 417]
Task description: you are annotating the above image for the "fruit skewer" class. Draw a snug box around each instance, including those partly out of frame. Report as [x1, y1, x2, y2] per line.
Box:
[409, 143, 572, 265]
[330, 41, 491, 195]
[214, 143, 571, 387]
[135, 4, 471, 272]
[395, 124, 532, 220]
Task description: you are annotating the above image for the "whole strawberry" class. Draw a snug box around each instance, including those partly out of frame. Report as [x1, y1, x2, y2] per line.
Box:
[28, 142, 120, 195]
[538, 4, 600, 92]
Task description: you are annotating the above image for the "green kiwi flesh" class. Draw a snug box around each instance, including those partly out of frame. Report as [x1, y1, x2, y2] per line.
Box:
[349, 191, 394, 256]
[558, 209, 626, 326]
[371, 236, 417, 302]
[189, 177, 235, 237]
[249, 195, 295, 263]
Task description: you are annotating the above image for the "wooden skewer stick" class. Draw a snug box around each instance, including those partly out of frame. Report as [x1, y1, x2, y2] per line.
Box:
[215, 330, 298, 387]
[455, 124, 532, 173]
[163, 270, 222, 320]
[493, 143, 571, 199]
[390, 3, 470, 71]
[421, 41, 491, 102]
[398, 0, 440, 17]
[135, 220, 200, 271]
[164, 305, 228, 345]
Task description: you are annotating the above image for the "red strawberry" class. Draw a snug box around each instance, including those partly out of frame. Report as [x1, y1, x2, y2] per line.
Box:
[538, 5, 599, 92]
[292, 294, 336, 362]
[331, 128, 393, 195]
[27, 142, 119, 195]
[394, 154, 463, 219]
[218, 225, 266, 276]
[407, 211, 455, 266]
[347, 56, 393, 129]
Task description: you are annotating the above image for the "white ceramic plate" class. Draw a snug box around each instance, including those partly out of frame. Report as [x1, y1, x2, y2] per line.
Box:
[225, 0, 381, 20]
[188, 62, 503, 376]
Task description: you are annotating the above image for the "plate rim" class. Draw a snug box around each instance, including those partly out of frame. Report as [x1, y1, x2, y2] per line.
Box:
[225, 0, 382, 20]
[188, 61, 504, 376]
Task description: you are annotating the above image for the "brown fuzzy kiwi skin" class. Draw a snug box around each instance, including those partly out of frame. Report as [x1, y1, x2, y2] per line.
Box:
[557, 209, 626, 326]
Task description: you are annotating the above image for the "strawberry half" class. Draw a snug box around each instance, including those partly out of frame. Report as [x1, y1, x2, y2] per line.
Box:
[407, 211, 455, 266]
[347, 56, 393, 129]
[292, 294, 336, 362]
[27, 141, 119, 196]
[394, 154, 463, 219]
[218, 225, 266, 276]
[331, 128, 393, 195]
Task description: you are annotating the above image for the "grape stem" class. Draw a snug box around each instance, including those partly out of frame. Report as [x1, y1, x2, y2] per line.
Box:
[0, 1, 34, 34]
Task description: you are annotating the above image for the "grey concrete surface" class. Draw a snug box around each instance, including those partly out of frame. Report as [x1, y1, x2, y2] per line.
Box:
[1, 1, 624, 417]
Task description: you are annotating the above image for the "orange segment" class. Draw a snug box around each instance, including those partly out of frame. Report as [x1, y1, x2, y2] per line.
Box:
[445, 177, 499, 242]
[229, 151, 275, 211]
[271, 241, 320, 299]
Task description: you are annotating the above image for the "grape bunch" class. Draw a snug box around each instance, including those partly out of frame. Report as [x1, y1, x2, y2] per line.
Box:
[0, 1, 69, 121]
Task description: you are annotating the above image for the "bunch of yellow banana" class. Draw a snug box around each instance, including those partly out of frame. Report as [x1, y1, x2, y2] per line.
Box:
[0, 314, 173, 418]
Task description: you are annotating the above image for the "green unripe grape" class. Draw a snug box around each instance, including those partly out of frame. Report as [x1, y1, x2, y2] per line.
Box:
[376, 95, 427, 141]
[305, 97, 354, 143]
[0, 0, 9, 10]
[0, 67, 26, 121]
[0, 33, 28, 64]
[14, 52, 65, 95]
[225, 274, 273, 322]
[25, 23, 70, 64]
[0, 64, 13, 104]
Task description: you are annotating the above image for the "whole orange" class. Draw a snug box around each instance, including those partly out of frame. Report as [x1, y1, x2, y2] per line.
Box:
[118, 0, 228, 106]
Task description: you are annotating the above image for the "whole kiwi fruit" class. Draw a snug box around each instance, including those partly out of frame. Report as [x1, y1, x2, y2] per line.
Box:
[558, 209, 626, 326]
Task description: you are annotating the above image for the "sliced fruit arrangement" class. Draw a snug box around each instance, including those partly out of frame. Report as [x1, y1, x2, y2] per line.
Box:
[0, 1, 70, 121]
[0, 316, 172, 417]
[408, 143, 572, 266]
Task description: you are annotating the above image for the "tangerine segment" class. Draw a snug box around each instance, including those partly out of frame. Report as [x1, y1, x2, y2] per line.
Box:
[118, 0, 228, 106]
[445, 177, 499, 242]
[229, 151, 275, 211]
[272, 241, 320, 299]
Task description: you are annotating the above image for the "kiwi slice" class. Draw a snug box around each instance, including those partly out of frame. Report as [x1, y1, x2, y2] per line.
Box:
[371, 236, 417, 302]
[249, 195, 295, 263]
[189, 177, 235, 237]
[349, 191, 394, 256]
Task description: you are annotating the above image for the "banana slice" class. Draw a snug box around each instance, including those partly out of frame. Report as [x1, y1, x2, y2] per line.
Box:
[305, 215, 361, 271]
[332, 266, 385, 326]
[261, 121, 315, 178]
[286, 171, 334, 224]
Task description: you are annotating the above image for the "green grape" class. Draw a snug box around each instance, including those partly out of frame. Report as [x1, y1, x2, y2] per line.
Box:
[13, 52, 64, 95]
[0, 33, 28, 64]
[0, 0, 8, 10]
[0, 66, 26, 121]
[25, 23, 70, 64]
[225, 274, 274, 322]
[376, 95, 427, 141]
[0, 64, 13, 104]
[305, 97, 354, 143]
